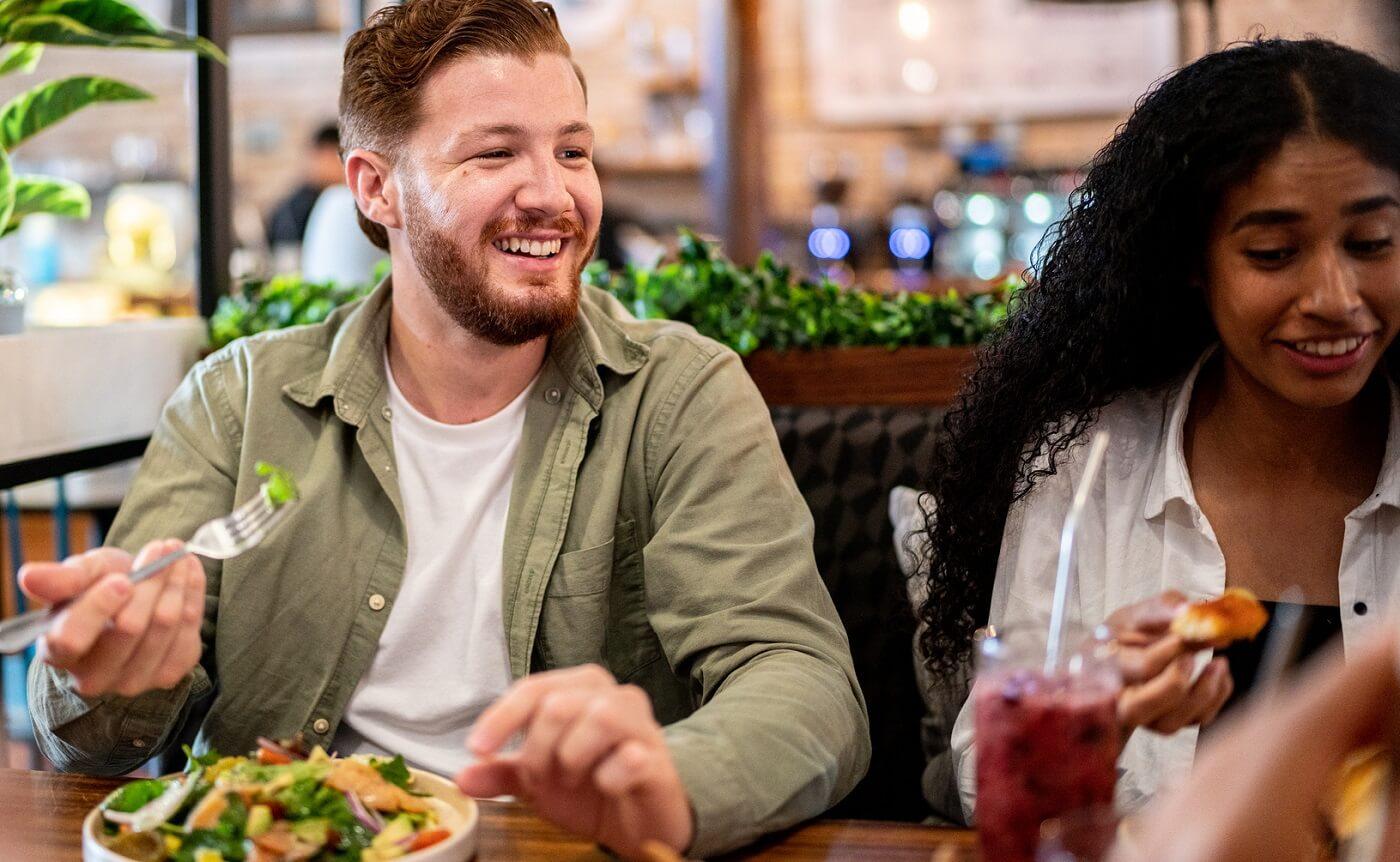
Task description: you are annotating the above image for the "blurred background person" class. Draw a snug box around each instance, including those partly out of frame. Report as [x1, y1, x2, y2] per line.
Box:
[265, 122, 343, 267]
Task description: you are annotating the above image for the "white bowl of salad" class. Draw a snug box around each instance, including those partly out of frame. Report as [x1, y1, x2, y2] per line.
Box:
[82, 737, 478, 862]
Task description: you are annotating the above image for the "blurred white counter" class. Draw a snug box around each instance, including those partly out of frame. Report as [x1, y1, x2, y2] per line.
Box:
[0, 318, 206, 507]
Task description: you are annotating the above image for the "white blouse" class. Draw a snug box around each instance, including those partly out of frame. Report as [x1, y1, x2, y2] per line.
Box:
[949, 351, 1400, 821]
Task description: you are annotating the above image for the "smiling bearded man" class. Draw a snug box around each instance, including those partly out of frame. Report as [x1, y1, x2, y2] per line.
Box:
[23, 1, 870, 859]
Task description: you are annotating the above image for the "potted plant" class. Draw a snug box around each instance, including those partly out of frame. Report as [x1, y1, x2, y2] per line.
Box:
[0, 0, 223, 334]
[583, 229, 1015, 406]
[208, 232, 1013, 407]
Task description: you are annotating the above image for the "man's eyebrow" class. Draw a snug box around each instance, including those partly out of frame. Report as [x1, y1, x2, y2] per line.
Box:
[460, 124, 526, 139]
[559, 121, 593, 137]
[1343, 194, 1400, 216]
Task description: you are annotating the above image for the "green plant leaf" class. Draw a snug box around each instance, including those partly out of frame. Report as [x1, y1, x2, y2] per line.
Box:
[0, 149, 16, 232]
[0, 42, 42, 75]
[35, 0, 158, 34]
[0, 0, 43, 23]
[0, 74, 149, 150]
[5, 11, 225, 61]
[1, 173, 89, 235]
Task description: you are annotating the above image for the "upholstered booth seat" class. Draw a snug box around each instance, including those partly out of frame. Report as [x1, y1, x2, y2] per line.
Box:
[768, 405, 945, 822]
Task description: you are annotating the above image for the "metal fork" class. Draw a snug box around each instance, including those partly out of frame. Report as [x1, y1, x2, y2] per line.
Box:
[0, 489, 294, 655]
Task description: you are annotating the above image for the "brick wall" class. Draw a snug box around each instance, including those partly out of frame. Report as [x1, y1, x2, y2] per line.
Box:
[0, 0, 700, 231]
[0, 0, 1394, 240]
[760, 0, 1400, 223]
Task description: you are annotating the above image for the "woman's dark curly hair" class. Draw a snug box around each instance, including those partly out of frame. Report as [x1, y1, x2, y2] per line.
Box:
[917, 37, 1400, 679]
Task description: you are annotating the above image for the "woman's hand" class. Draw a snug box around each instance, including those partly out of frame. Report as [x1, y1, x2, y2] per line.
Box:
[1105, 591, 1234, 736]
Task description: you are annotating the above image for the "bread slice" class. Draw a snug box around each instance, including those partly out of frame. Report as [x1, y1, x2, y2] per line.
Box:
[1170, 588, 1269, 647]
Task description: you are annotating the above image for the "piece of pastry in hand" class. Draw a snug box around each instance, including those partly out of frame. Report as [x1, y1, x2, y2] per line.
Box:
[1170, 588, 1269, 647]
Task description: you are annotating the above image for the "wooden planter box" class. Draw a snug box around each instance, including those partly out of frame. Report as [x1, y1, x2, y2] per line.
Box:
[743, 346, 976, 407]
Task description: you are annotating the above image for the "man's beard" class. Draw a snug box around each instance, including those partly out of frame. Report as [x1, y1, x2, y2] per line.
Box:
[403, 195, 593, 346]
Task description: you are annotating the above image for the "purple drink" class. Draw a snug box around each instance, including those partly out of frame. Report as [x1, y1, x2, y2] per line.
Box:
[975, 632, 1120, 862]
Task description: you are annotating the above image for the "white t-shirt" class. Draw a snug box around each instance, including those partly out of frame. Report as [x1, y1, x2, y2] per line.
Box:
[950, 349, 1400, 821]
[333, 358, 534, 775]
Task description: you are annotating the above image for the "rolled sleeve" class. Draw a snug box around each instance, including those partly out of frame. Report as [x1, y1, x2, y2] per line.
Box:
[28, 352, 240, 772]
[644, 347, 871, 855]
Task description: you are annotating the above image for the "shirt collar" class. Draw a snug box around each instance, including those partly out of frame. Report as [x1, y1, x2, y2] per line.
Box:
[546, 286, 649, 411]
[283, 279, 649, 422]
[1142, 345, 1400, 520]
[1142, 347, 1215, 522]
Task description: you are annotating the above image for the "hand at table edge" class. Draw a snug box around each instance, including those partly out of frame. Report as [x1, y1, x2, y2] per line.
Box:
[454, 664, 695, 861]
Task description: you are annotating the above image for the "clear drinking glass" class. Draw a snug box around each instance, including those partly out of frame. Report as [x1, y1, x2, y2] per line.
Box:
[0, 267, 27, 335]
[975, 627, 1122, 862]
[1036, 804, 1121, 862]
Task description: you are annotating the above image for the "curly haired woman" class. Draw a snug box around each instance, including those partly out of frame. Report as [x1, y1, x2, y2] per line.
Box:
[915, 38, 1400, 822]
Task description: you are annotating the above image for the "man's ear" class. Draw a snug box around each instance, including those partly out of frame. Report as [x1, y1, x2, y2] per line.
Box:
[345, 147, 403, 233]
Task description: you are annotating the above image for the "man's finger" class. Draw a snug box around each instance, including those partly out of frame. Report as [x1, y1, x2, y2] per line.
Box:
[593, 739, 655, 799]
[517, 689, 591, 786]
[38, 574, 132, 667]
[469, 664, 614, 755]
[455, 755, 526, 799]
[19, 547, 134, 604]
[116, 559, 188, 696]
[149, 559, 206, 690]
[556, 686, 656, 785]
[67, 548, 173, 697]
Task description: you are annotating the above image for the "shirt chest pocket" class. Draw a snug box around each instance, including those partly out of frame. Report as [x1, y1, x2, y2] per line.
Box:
[536, 520, 651, 674]
[546, 537, 616, 597]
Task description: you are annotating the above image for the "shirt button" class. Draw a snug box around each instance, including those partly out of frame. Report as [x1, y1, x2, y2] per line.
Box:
[312, 718, 330, 734]
[131, 738, 147, 749]
[368, 593, 386, 611]
[544, 387, 562, 404]
[1354, 601, 1369, 615]
[381, 406, 392, 420]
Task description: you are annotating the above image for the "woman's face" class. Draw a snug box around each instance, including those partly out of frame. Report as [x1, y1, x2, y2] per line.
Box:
[1204, 136, 1400, 409]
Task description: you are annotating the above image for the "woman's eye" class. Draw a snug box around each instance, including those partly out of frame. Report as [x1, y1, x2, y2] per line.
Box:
[1244, 247, 1295, 263]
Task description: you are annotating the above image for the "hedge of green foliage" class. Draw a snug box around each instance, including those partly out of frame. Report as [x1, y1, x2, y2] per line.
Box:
[207, 260, 388, 350]
[584, 229, 1013, 355]
[209, 230, 1014, 354]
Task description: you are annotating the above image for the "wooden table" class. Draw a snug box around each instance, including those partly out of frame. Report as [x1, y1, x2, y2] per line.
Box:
[0, 767, 979, 860]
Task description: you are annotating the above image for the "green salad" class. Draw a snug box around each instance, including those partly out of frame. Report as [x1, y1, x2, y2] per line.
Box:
[97, 738, 455, 862]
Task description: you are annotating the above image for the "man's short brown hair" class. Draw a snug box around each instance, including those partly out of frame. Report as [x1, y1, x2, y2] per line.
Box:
[339, 0, 582, 250]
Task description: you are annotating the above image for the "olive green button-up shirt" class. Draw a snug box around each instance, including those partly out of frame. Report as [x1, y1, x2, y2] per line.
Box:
[29, 280, 869, 856]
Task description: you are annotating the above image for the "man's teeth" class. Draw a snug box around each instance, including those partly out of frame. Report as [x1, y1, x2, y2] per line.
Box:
[492, 237, 562, 257]
[1290, 336, 1364, 357]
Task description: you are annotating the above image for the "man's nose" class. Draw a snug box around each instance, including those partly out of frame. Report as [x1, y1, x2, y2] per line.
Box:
[514, 157, 573, 217]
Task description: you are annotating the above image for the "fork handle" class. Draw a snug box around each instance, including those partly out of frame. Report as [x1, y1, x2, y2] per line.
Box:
[0, 548, 192, 655]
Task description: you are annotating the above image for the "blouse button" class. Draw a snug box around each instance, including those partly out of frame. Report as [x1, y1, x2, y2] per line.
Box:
[1354, 601, 1369, 616]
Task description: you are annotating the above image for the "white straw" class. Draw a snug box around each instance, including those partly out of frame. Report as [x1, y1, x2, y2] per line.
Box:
[1045, 430, 1111, 674]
